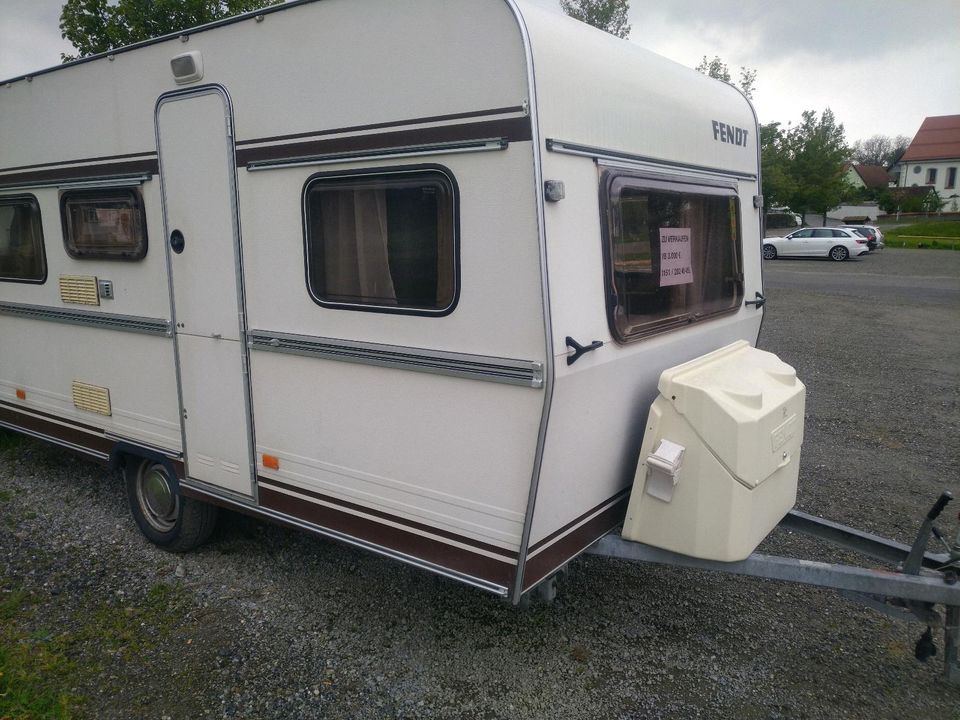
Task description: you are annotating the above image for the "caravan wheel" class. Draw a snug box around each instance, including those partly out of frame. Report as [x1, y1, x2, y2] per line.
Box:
[125, 458, 217, 552]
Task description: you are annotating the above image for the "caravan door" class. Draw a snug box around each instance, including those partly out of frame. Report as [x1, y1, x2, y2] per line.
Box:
[156, 87, 255, 498]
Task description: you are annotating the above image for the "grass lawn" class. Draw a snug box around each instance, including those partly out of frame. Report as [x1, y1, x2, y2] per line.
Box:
[883, 221, 960, 249]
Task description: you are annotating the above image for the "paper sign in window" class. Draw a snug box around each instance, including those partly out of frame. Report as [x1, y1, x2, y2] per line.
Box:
[659, 228, 694, 287]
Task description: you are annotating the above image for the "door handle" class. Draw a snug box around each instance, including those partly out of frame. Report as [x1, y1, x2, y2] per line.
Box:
[170, 229, 185, 254]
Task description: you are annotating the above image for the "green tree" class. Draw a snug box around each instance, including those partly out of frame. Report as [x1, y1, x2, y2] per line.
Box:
[759, 110, 851, 222]
[560, 0, 631, 39]
[695, 55, 757, 99]
[60, 0, 282, 60]
[784, 109, 851, 221]
[759, 122, 796, 208]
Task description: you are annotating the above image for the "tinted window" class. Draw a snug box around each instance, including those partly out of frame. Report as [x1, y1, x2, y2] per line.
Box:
[602, 173, 743, 341]
[789, 229, 813, 238]
[61, 188, 147, 259]
[0, 195, 46, 283]
[303, 168, 457, 314]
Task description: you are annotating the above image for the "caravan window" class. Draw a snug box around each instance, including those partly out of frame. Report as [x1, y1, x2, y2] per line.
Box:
[60, 188, 147, 260]
[303, 168, 457, 315]
[0, 195, 46, 283]
[601, 172, 743, 342]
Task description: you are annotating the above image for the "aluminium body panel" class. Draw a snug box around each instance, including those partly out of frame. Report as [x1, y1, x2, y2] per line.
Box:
[237, 133, 546, 568]
[0, 0, 550, 594]
[518, 5, 766, 587]
[0, 318, 181, 452]
[0, 183, 171, 317]
[519, 3, 759, 179]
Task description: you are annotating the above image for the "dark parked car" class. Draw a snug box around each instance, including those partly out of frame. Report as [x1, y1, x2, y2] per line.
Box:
[842, 225, 884, 251]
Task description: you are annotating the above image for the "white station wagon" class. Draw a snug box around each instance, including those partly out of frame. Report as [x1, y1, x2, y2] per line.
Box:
[763, 227, 871, 261]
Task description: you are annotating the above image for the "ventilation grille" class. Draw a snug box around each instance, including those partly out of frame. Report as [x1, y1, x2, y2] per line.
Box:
[72, 381, 112, 416]
[59, 275, 100, 306]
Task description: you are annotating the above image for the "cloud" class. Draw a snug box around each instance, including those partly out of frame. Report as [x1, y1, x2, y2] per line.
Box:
[622, 0, 960, 140]
[0, 0, 73, 80]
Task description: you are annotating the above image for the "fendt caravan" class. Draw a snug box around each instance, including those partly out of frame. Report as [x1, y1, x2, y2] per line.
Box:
[0, 0, 801, 604]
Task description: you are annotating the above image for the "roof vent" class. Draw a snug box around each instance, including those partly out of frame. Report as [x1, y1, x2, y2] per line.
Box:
[170, 51, 203, 85]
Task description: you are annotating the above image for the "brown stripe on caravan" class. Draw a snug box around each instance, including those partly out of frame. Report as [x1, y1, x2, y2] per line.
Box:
[0, 403, 111, 458]
[234, 106, 529, 147]
[0, 158, 159, 189]
[259, 484, 516, 588]
[259, 476, 519, 559]
[527, 487, 632, 554]
[520, 493, 630, 593]
[0, 151, 160, 175]
[0, 399, 106, 435]
[236, 117, 533, 166]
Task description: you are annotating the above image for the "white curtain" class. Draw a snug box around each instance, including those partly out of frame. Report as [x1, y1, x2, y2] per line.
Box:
[321, 189, 397, 304]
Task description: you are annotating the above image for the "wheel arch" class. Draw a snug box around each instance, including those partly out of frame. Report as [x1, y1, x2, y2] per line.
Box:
[109, 442, 182, 495]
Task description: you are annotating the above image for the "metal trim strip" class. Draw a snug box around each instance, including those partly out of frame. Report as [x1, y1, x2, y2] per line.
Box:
[237, 106, 528, 147]
[521, 494, 630, 593]
[547, 139, 759, 181]
[248, 330, 544, 389]
[503, 0, 557, 606]
[236, 117, 532, 167]
[57, 175, 153, 190]
[179, 480, 511, 596]
[0, 405, 111, 459]
[0, 301, 172, 336]
[0, 420, 110, 462]
[527, 487, 631, 555]
[259, 476, 520, 560]
[0, 163, 159, 190]
[246, 138, 508, 171]
[0, 153, 158, 176]
[0, 399, 104, 434]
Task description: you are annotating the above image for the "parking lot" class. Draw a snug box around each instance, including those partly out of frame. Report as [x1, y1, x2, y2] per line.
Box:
[2, 249, 959, 719]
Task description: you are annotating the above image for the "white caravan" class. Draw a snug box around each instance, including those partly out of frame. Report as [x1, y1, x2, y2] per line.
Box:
[0, 0, 802, 602]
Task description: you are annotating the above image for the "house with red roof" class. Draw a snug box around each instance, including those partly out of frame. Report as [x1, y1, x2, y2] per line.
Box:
[843, 163, 892, 190]
[897, 114, 960, 210]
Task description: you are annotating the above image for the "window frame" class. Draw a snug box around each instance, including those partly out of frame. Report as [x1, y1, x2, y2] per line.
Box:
[0, 194, 48, 284]
[926, 168, 938, 185]
[599, 169, 745, 344]
[300, 164, 460, 317]
[59, 187, 148, 260]
[946, 167, 957, 190]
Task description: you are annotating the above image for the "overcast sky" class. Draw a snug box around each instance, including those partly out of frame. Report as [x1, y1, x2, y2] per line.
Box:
[2, 0, 957, 143]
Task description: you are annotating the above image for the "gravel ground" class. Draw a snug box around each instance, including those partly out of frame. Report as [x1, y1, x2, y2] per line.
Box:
[2, 248, 959, 719]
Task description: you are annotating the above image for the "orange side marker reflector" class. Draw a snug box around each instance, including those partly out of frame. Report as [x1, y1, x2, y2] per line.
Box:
[15, 389, 26, 400]
[262, 454, 280, 471]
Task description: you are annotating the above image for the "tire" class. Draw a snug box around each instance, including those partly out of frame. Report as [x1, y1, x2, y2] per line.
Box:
[762, 244, 777, 260]
[125, 457, 217, 552]
[829, 245, 849, 261]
